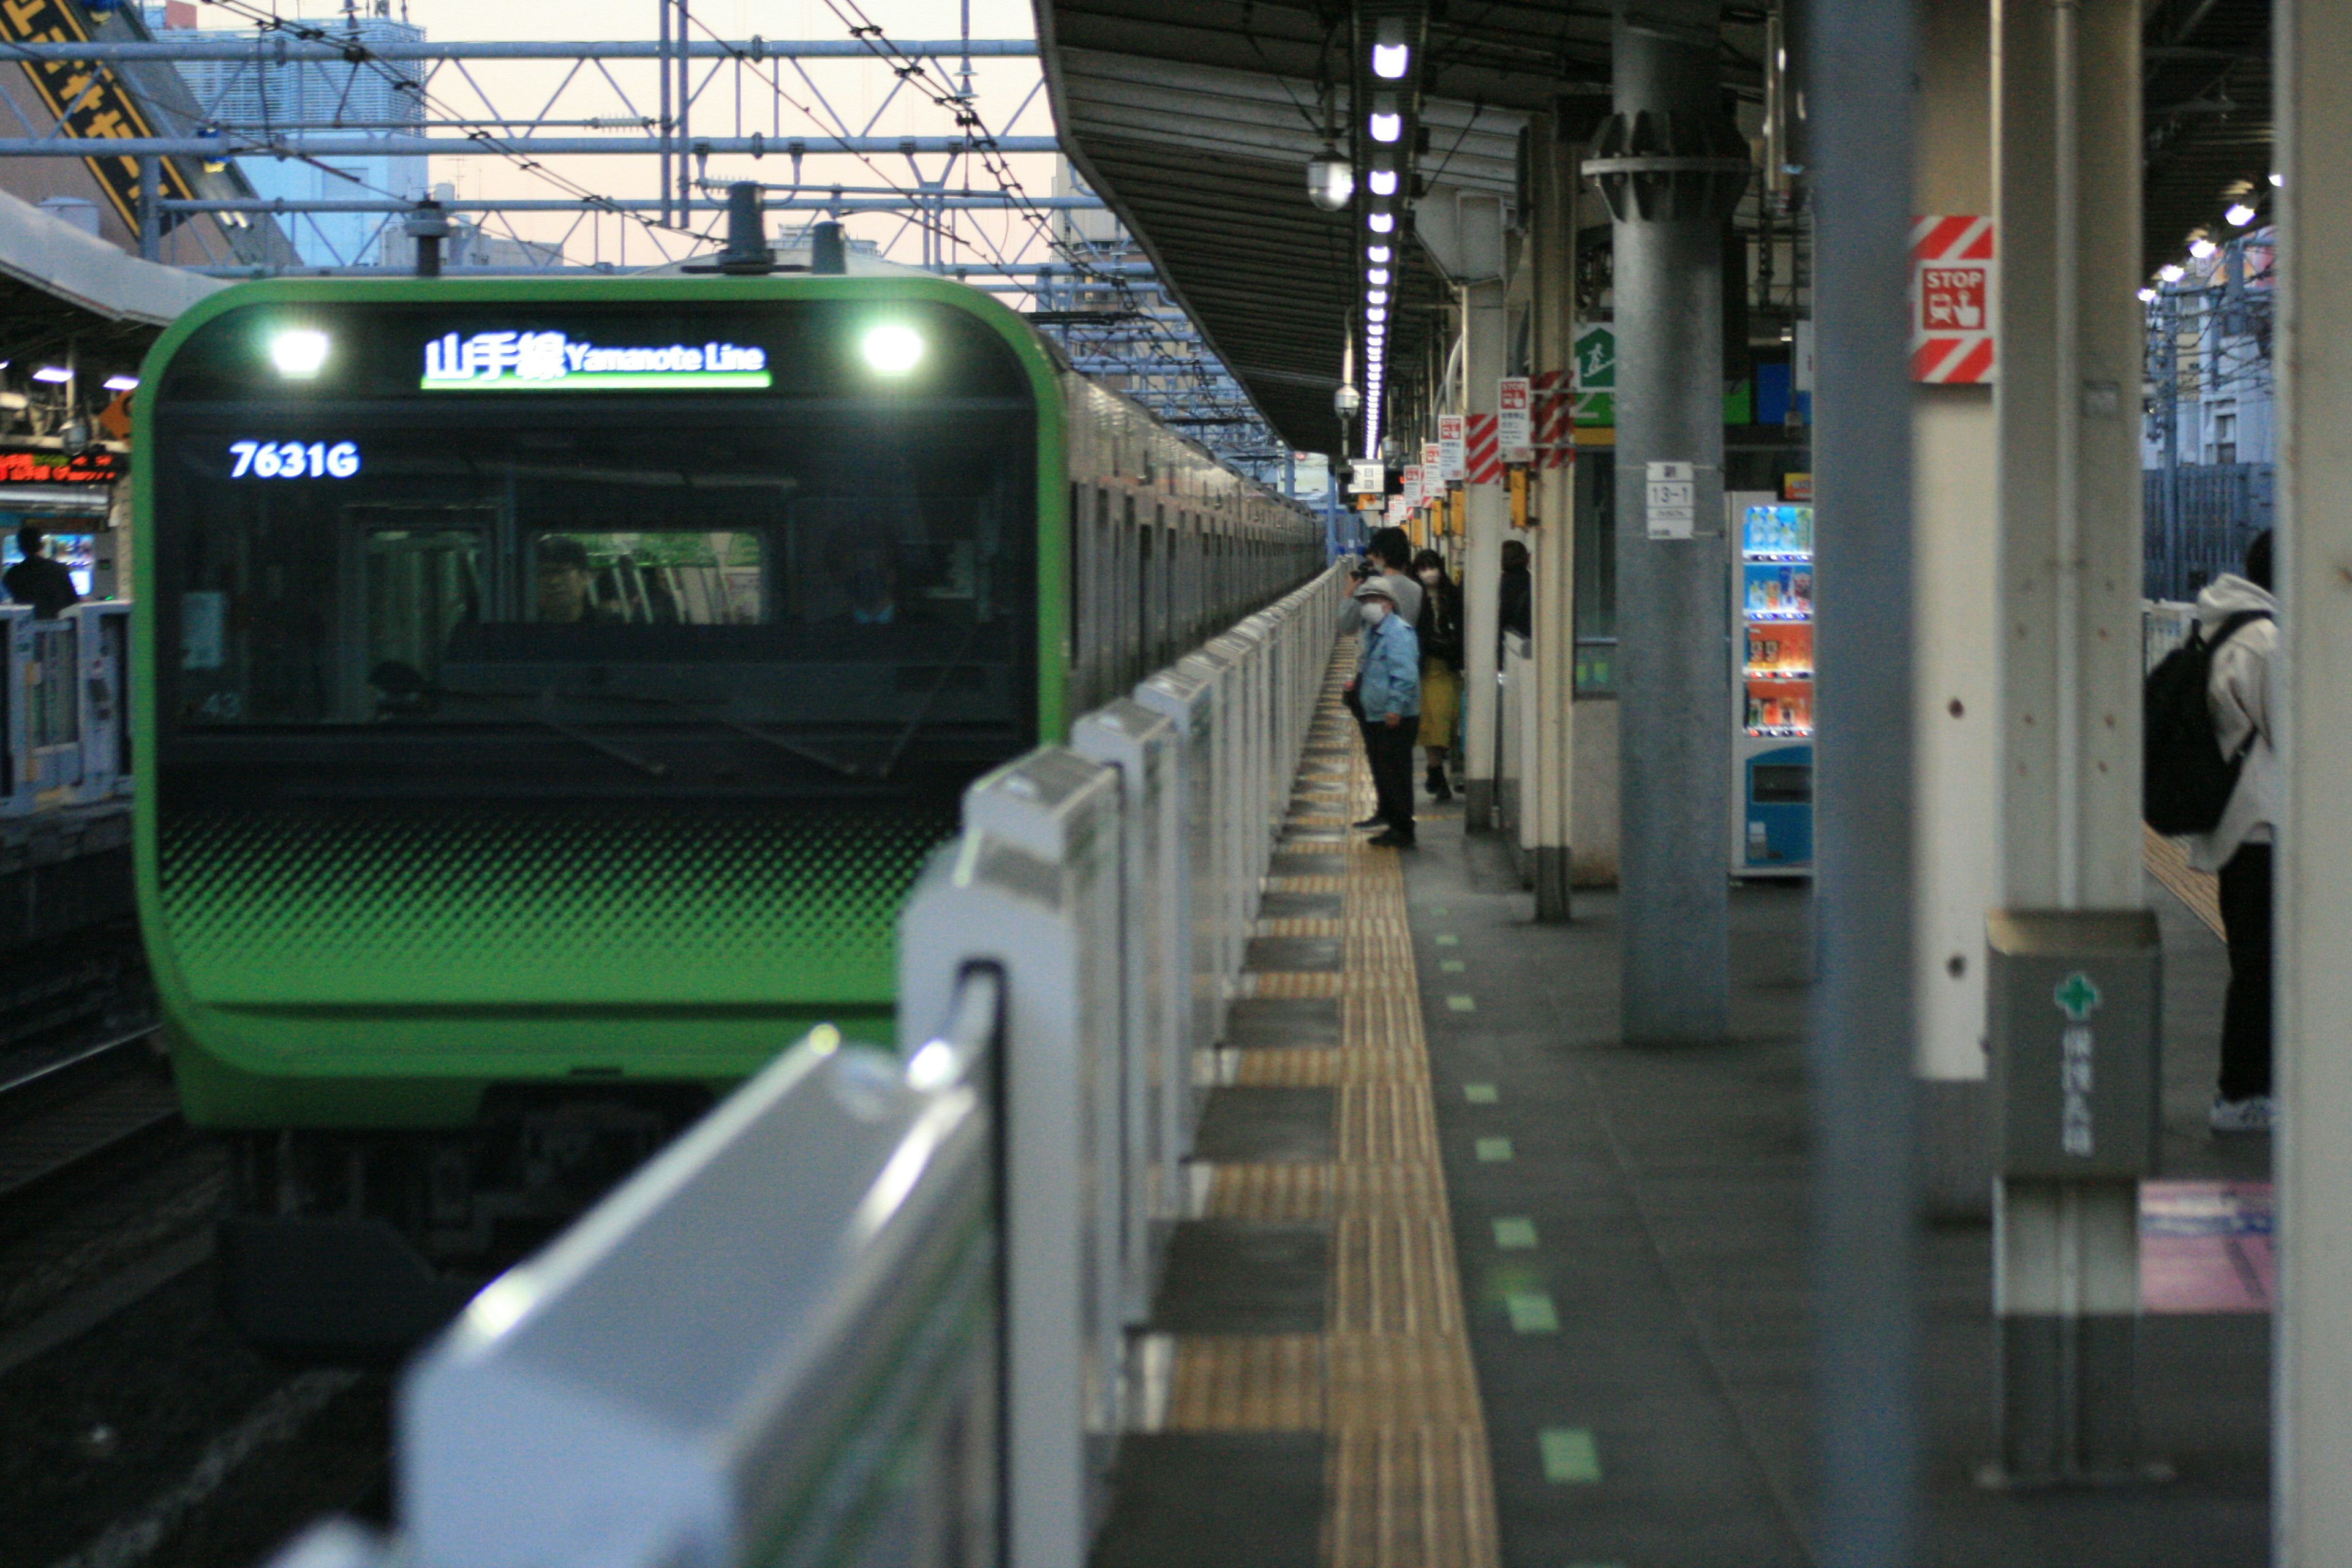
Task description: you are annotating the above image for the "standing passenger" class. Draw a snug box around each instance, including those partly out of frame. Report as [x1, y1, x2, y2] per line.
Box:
[1353, 577, 1420, 850]
[2190, 529, 2278, 1133]
[4, 526, 79, 619]
[1412, 548, 1463, 802]
[1496, 537, 1532, 646]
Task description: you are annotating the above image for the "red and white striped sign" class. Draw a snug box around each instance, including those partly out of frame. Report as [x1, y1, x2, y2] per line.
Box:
[1910, 213, 1996, 383]
[1464, 412, 1502, 484]
[1533, 369, 1573, 469]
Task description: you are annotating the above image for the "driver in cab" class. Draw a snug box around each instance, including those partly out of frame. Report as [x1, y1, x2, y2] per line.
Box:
[534, 537, 618, 624]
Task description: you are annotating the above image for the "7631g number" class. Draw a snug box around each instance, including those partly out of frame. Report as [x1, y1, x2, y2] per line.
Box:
[229, 439, 360, 479]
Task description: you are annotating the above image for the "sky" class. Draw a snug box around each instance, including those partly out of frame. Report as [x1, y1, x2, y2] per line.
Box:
[235, 1, 1066, 271]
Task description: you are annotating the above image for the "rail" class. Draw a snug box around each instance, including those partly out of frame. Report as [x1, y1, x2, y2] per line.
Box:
[283, 566, 1351, 1568]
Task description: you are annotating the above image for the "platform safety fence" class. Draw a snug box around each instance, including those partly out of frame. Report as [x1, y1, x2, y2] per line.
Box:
[282, 566, 1352, 1568]
[1, 601, 132, 816]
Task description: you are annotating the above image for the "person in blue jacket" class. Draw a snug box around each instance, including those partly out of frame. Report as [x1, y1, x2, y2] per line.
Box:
[1354, 576, 1421, 848]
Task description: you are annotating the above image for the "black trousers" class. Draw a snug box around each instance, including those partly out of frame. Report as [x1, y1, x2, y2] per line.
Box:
[1363, 717, 1419, 842]
[2217, 841, 2274, 1101]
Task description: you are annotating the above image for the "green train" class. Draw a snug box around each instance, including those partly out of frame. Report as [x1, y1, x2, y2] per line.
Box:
[134, 276, 1325, 1355]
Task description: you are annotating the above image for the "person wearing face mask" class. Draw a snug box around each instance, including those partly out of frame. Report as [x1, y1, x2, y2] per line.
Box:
[1352, 576, 1421, 849]
[1411, 549, 1463, 802]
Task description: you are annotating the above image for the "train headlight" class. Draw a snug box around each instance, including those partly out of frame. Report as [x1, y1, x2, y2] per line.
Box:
[861, 323, 924, 375]
[270, 329, 330, 379]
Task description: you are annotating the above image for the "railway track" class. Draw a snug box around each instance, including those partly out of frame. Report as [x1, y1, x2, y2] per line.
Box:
[0, 1026, 181, 1205]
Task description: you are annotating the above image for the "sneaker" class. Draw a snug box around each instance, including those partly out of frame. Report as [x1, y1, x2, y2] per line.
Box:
[1352, 815, 1386, 830]
[2209, 1095, 2277, 1134]
[1368, 830, 1416, 849]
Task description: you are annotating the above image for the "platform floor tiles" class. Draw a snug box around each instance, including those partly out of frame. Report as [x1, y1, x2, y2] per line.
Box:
[1403, 816, 2267, 1566]
[1094, 645, 2268, 1567]
[1092, 649, 1501, 1568]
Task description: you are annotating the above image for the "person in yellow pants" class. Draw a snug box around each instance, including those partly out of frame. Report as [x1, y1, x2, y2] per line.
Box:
[1412, 549, 1463, 802]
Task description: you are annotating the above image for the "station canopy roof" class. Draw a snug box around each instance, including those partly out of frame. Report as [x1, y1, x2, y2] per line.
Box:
[1033, 1, 1611, 453]
[1036, 1, 2275, 454]
[2141, 0, 2274, 277]
[0, 187, 221, 384]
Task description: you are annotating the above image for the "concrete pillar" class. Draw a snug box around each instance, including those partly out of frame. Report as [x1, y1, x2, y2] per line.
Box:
[1912, 0, 2002, 1216]
[2275, 1, 2352, 1555]
[1989, 0, 2149, 1484]
[1596, 0, 1734, 1042]
[1529, 116, 1577, 920]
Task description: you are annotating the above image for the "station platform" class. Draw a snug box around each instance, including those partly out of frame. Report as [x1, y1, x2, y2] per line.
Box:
[1094, 658, 2270, 1567]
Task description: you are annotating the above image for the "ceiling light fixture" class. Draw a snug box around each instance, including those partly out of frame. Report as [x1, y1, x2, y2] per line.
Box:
[1368, 211, 1395, 233]
[2225, 202, 2257, 227]
[1372, 16, 1409, 79]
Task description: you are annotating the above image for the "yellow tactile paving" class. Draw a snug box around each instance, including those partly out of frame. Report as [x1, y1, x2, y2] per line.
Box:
[1170, 647, 1501, 1568]
[1167, 1335, 1327, 1430]
[2144, 823, 2225, 940]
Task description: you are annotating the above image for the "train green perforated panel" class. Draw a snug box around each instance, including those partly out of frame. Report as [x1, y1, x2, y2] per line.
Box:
[158, 805, 956, 1009]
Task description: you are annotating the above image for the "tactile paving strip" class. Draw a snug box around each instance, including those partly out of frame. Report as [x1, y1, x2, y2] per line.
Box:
[1166, 647, 1501, 1568]
[2143, 823, 2225, 940]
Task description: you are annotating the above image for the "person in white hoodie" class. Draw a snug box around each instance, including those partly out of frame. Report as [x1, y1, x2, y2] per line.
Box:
[2189, 529, 2278, 1133]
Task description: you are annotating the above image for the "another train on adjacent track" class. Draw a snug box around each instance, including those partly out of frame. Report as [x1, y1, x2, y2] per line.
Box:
[134, 274, 1325, 1354]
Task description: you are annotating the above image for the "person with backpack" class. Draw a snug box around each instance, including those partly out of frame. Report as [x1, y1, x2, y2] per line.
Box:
[2145, 529, 2278, 1132]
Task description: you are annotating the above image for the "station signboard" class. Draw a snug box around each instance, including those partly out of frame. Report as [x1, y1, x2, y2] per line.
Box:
[1498, 377, 1535, 465]
[1437, 414, 1466, 483]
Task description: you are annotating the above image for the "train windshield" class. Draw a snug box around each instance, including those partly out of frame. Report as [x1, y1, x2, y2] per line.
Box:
[149, 297, 1038, 802]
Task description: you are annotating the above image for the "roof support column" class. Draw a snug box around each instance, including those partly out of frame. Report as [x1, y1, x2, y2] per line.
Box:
[1592, 0, 1736, 1041]
[1912, 0, 2000, 1218]
[2275, 1, 2352, 1555]
[1988, 0, 2150, 1487]
[1530, 113, 1578, 921]
[1447, 192, 1511, 832]
[1809, 0, 1920, 1552]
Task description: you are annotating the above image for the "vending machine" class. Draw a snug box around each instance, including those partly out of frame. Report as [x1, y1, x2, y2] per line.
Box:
[1729, 491, 1814, 876]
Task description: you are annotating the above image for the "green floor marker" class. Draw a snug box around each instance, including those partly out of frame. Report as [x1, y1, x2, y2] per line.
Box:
[1506, 1291, 1559, 1333]
[1447, 994, 1476, 1012]
[1476, 1136, 1513, 1162]
[1440, 958, 1466, 973]
[1463, 1081, 1498, 1104]
[1434, 933, 1460, 947]
[1539, 1427, 1602, 1483]
[1493, 1216, 1538, 1250]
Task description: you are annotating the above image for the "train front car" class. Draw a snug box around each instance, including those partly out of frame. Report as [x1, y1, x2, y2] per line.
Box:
[135, 279, 1052, 1355]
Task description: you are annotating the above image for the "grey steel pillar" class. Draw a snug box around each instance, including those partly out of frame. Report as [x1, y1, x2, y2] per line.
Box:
[137, 155, 160, 261]
[1588, 0, 1744, 1042]
[1531, 115, 1577, 921]
[1461, 270, 1510, 832]
[1811, 0, 1919, 1555]
[2275, 1, 2352, 1555]
[1988, 0, 2152, 1487]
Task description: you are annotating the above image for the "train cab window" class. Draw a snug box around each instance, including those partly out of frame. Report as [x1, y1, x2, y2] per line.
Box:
[149, 297, 1039, 802]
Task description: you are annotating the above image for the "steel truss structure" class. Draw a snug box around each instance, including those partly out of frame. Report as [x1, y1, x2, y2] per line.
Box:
[0, 2, 1292, 469]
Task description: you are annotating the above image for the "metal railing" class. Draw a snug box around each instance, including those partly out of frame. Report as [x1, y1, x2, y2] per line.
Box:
[290, 566, 1351, 1568]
